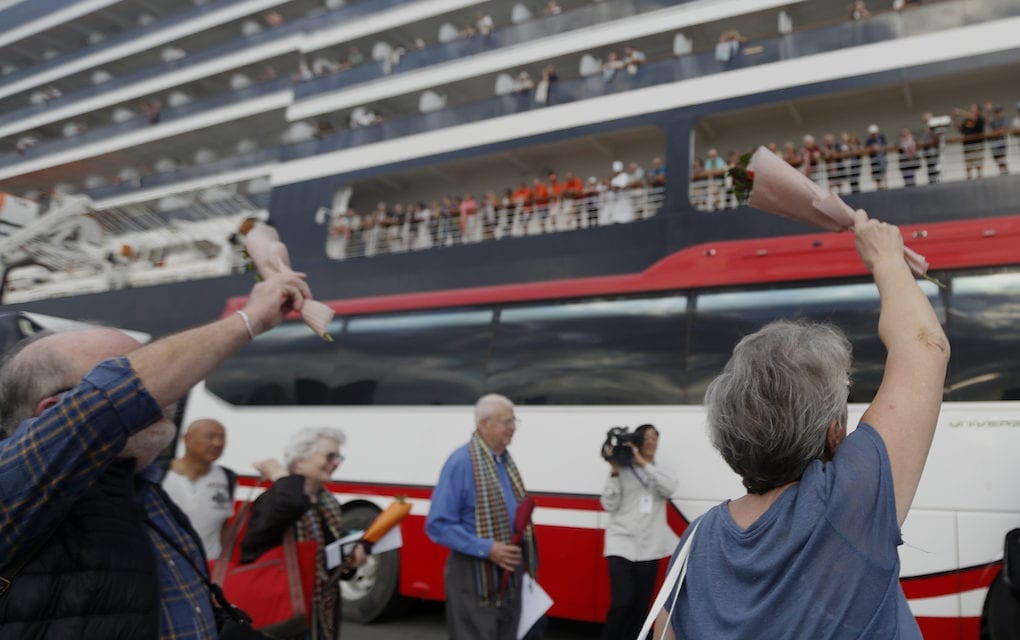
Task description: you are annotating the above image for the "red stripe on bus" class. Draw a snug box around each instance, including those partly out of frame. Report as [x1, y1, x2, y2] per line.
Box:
[237, 477, 607, 511]
[915, 616, 981, 639]
[901, 562, 1000, 599]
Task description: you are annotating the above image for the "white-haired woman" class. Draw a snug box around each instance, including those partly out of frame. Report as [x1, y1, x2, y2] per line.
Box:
[655, 210, 949, 638]
[241, 427, 366, 639]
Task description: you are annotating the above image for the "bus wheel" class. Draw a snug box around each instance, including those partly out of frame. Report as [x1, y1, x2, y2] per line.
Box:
[339, 503, 406, 623]
[982, 571, 1020, 640]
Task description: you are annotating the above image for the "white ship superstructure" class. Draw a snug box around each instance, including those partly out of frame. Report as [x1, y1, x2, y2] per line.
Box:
[1, 0, 1018, 308]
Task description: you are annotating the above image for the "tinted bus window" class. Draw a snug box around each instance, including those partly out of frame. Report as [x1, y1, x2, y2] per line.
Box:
[334, 309, 494, 405]
[688, 280, 945, 404]
[206, 318, 346, 405]
[946, 269, 1020, 401]
[488, 296, 687, 404]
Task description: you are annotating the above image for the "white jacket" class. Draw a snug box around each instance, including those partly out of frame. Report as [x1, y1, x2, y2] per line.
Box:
[600, 462, 680, 561]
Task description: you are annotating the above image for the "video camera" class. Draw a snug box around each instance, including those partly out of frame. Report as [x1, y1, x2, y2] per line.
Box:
[601, 427, 643, 467]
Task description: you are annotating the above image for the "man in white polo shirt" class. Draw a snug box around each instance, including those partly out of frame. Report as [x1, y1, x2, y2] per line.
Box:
[162, 418, 236, 559]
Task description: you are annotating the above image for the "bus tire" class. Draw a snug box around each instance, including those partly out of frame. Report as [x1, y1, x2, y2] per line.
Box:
[982, 571, 1020, 640]
[339, 502, 407, 623]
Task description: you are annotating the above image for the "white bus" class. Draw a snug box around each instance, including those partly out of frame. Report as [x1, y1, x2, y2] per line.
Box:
[182, 213, 1020, 638]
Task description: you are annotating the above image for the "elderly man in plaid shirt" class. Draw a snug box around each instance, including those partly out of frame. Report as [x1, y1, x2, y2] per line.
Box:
[0, 270, 310, 640]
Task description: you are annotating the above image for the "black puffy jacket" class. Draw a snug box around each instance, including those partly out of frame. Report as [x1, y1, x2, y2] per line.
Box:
[0, 459, 160, 640]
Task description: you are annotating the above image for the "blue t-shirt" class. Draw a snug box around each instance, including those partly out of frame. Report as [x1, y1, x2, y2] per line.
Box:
[669, 423, 921, 639]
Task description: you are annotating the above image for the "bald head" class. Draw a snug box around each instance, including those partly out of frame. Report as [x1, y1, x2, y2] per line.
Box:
[0, 328, 152, 449]
[183, 418, 226, 465]
[21, 328, 142, 382]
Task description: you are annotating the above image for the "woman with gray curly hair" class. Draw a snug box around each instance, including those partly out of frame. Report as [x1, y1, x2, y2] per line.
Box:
[241, 427, 367, 639]
[655, 210, 950, 639]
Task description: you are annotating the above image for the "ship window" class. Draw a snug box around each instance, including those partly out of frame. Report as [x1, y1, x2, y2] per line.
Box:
[486, 296, 688, 405]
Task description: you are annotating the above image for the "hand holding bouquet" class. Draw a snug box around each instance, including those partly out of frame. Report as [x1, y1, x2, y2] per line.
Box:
[729, 146, 939, 285]
[240, 219, 336, 339]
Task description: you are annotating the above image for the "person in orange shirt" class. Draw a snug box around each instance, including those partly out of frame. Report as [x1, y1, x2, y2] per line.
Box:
[531, 177, 550, 234]
[561, 171, 585, 230]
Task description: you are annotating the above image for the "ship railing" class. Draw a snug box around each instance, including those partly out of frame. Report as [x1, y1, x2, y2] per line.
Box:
[688, 130, 1020, 212]
[12, 0, 1009, 202]
[1, 0, 407, 93]
[1, 0, 250, 91]
[0, 0, 81, 36]
[0, 0, 405, 130]
[282, 0, 1020, 158]
[294, 0, 679, 100]
[0, 77, 292, 170]
[323, 186, 667, 261]
[7, 0, 1016, 182]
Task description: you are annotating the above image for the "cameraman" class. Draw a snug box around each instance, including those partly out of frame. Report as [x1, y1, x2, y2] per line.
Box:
[599, 424, 679, 640]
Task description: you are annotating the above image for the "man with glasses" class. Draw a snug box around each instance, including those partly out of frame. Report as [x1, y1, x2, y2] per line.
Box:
[426, 394, 537, 640]
[0, 270, 310, 639]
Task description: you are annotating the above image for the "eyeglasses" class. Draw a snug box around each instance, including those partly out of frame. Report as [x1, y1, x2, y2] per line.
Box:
[499, 416, 521, 427]
[321, 452, 345, 464]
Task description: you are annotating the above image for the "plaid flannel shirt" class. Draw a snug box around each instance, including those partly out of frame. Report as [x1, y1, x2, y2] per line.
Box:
[0, 357, 217, 639]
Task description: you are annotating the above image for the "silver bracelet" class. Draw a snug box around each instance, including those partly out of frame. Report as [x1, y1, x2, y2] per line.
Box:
[234, 310, 256, 340]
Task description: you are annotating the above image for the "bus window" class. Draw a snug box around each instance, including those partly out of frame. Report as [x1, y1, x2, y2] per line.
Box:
[946, 268, 1020, 401]
[206, 317, 346, 405]
[335, 308, 493, 405]
[688, 280, 945, 404]
[488, 296, 687, 404]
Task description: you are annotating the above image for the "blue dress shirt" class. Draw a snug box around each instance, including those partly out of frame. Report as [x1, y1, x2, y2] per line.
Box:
[426, 441, 519, 558]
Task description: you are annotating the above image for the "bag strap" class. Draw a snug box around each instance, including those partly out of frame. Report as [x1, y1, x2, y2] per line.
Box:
[212, 479, 264, 584]
[636, 520, 700, 640]
[213, 499, 253, 584]
[143, 514, 251, 625]
[282, 529, 307, 618]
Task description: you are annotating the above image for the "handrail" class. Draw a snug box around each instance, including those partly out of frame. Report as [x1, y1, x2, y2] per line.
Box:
[0, 0, 78, 34]
[0, 0, 244, 90]
[0, 77, 291, 169]
[0, 0, 404, 129]
[293, 0, 680, 100]
[73, 0, 1020, 199]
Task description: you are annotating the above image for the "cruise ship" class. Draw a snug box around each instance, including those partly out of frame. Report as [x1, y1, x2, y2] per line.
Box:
[3, 0, 1020, 636]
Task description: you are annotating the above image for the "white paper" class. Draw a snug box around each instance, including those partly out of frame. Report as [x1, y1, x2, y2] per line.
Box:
[324, 526, 404, 569]
[371, 525, 402, 555]
[516, 573, 553, 640]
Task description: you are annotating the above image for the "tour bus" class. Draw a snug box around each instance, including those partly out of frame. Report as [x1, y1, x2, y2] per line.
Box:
[181, 213, 1020, 638]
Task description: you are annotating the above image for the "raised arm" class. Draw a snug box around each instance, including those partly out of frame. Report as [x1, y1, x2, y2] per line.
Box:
[127, 270, 311, 408]
[853, 210, 950, 526]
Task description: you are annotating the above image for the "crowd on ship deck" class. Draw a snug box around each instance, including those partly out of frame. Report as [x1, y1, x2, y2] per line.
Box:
[692, 100, 1020, 211]
[6, 0, 952, 176]
[323, 157, 666, 260]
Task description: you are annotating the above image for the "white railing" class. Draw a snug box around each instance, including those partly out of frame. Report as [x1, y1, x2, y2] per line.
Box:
[690, 131, 1020, 211]
[325, 186, 666, 260]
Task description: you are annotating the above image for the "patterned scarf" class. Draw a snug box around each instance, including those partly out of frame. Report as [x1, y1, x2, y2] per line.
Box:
[293, 489, 345, 640]
[469, 431, 537, 606]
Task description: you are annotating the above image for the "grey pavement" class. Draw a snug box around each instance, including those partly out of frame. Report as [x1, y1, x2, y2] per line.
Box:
[343, 600, 601, 639]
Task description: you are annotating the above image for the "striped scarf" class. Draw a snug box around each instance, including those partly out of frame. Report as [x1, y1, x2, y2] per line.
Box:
[294, 489, 345, 640]
[469, 431, 537, 606]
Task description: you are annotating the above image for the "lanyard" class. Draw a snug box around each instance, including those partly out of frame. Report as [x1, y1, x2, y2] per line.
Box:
[629, 465, 651, 490]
